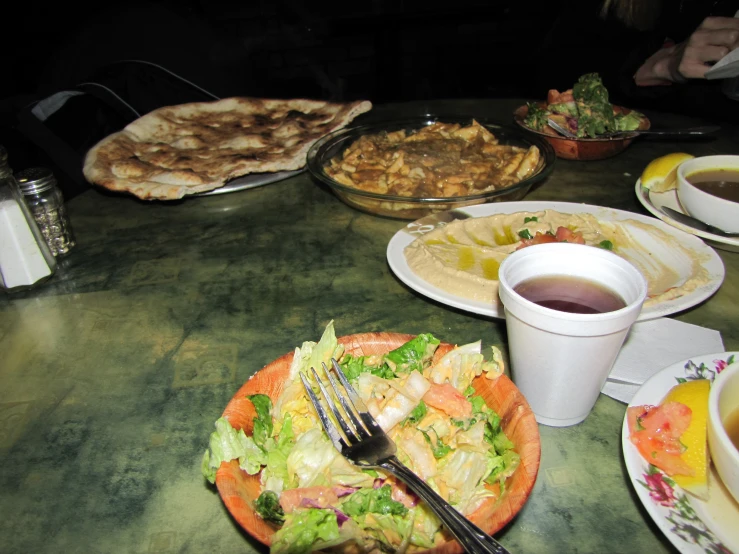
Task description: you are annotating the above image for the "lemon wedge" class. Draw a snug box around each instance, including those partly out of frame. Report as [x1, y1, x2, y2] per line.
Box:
[640, 153, 695, 192]
[662, 379, 711, 499]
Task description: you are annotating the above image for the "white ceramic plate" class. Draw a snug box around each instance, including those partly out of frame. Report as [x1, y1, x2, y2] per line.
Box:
[386, 201, 725, 320]
[635, 179, 739, 252]
[622, 352, 739, 554]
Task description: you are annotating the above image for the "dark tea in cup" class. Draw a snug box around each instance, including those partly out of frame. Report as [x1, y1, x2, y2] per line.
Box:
[514, 275, 627, 314]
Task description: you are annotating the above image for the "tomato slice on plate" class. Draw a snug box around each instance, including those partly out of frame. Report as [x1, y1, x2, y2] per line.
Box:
[627, 402, 694, 477]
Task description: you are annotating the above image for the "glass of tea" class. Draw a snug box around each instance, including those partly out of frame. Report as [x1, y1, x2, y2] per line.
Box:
[498, 242, 648, 427]
[708, 361, 739, 505]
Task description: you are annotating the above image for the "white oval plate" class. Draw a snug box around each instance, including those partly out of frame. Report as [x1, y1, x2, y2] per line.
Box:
[635, 179, 739, 252]
[386, 201, 725, 320]
[622, 352, 739, 554]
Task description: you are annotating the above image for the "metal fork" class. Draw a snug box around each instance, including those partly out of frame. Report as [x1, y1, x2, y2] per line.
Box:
[300, 359, 512, 554]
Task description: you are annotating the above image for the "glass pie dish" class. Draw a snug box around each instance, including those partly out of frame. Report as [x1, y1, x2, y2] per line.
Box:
[306, 115, 556, 220]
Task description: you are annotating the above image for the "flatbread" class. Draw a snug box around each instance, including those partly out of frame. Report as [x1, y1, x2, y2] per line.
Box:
[83, 97, 372, 200]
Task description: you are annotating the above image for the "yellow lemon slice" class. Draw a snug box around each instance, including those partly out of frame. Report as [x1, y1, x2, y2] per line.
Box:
[640, 153, 695, 192]
[663, 379, 711, 499]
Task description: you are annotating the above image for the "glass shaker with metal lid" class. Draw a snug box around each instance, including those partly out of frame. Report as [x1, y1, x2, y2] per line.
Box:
[16, 167, 76, 256]
[0, 146, 57, 292]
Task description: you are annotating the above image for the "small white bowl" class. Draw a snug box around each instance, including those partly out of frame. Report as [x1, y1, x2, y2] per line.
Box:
[707, 361, 739, 504]
[677, 155, 739, 233]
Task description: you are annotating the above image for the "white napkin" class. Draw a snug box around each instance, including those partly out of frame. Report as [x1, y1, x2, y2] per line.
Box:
[601, 318, 724, 403]
[705, 10, 739, 80]
[705, 48, 739, 80]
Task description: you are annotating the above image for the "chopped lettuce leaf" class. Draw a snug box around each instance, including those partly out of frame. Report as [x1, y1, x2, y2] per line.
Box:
[249, 394, 273, 448]
[436, 446, 496, 513]
[285, 320, 343, 381]
[493, 431, 515, 453]
[340, 485, 408, 518]
[549, 101, 578, 117]
[360, 512, 414, 551]
[409, 504, 443, 549]
[201, 417, 266, 483]
[261, 414, 296, 493]
[287, 428, 374, 489]
[421, 428, 452, 459]
[271, 509, 342, 554]
[426, 341, 503, 391]
[469, 395, 486, 414]
[339, 353, 368, 380]
[384, 333, 440, 374]
[486, 450, 521, 485]
[403, 400, 428, 427]
[614, 111, 644, 131]
[523, 101, 549, 130]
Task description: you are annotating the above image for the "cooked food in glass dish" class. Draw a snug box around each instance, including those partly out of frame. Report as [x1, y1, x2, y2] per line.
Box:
[323, 120, 541, 198]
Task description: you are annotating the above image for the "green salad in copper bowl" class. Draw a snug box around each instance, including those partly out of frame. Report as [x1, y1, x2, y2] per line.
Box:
[514, 73, 650, 160]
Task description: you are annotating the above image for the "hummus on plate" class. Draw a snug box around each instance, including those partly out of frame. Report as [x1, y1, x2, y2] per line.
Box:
[404, 210, 711, 308]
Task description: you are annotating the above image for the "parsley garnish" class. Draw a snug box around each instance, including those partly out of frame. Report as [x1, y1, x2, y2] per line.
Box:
[518, 229, 533, 240]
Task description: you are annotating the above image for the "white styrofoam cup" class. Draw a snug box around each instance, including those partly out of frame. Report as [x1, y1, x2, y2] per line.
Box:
[498, 243, 648, 427]
[708, 361, 739, 504]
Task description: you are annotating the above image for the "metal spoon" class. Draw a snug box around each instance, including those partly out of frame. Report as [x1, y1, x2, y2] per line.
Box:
[547, 119, 577, 138]
[546, 118, 720, 139]
[660, 207, 739, 237]
[601, 126, 720, 138]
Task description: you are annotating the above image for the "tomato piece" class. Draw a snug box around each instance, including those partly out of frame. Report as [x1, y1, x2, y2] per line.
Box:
[516, 227, 585, 251]
[628, 402, 694, 477]
[516, 232, 557, 250]
[554, 226, 585, 244]
[547, 89, 575, 104]
[422, 382, 472, 418]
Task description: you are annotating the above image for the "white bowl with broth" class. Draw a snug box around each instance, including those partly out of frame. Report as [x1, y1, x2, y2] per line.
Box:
[708, 361, 739, 505]
[677, 155, 739, 233]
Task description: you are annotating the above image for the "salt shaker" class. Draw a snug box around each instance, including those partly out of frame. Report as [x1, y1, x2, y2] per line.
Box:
[16, 167, 75, 256]
[0, 146, 57, 292]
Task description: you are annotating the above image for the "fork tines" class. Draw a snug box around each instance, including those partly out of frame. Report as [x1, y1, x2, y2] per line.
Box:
[300, 358, 378, 452]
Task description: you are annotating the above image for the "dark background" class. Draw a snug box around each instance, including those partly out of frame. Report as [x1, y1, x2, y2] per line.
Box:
[1, 0, 736, 197]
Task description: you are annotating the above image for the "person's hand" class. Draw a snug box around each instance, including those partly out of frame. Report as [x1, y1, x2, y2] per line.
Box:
[635, 16, 739, 86]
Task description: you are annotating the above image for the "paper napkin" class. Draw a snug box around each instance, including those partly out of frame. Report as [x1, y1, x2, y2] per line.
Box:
[705, 47, 739, 80]
[705, 10, 739, 80]
[601, 317, 724, 403]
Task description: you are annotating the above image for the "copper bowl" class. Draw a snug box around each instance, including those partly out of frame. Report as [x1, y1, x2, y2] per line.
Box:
[513, 103, 651, 161]
[215, 332, 542, 553]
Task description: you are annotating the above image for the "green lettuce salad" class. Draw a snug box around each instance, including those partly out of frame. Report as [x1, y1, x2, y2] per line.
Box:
[525, 72, 645, 138]
[202, 322, 519, 553]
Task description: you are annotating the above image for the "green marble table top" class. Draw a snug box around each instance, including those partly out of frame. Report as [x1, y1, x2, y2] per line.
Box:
[1, 99, 737, 554]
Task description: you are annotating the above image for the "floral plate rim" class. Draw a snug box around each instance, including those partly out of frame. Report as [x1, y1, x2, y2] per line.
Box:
[621, 352, 739, 554]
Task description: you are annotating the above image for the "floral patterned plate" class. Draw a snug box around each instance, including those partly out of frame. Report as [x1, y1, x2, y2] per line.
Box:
[622, 352, 739, 554]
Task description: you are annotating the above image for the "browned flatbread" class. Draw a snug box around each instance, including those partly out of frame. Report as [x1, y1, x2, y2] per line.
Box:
[83, 97, 372, 200]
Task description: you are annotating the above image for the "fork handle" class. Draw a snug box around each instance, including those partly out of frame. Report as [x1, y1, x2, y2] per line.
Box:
[379, 456, 511, 554]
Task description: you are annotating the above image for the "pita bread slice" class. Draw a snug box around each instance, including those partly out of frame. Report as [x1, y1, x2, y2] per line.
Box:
[83, 97, 372, 200]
